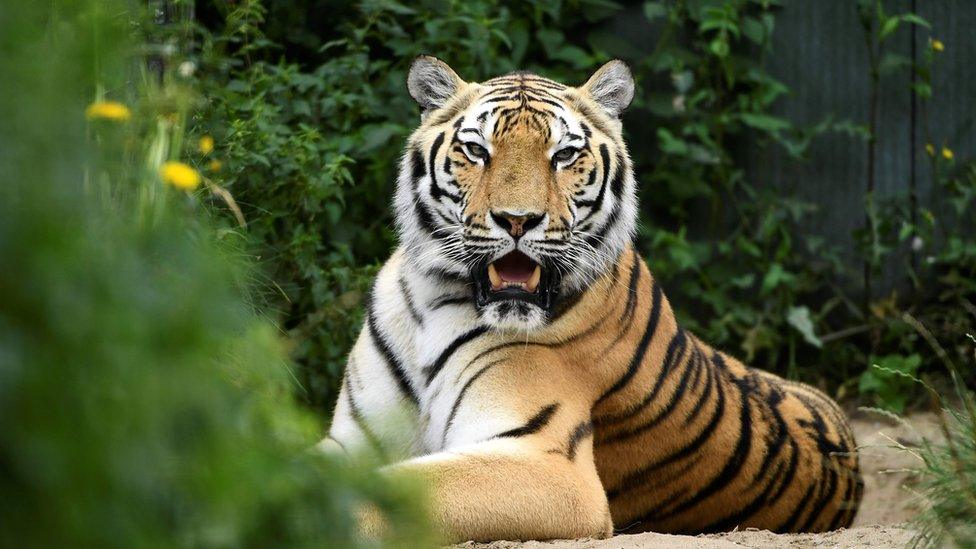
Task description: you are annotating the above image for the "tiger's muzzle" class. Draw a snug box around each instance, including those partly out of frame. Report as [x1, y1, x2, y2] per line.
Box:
[471, 250, 560, 314]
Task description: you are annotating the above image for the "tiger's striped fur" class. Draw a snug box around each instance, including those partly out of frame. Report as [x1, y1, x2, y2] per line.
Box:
[322, 57, 861, 543]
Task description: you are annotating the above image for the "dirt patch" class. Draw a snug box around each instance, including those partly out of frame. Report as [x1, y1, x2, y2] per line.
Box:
[456, 413, 938, 548]
[850, 411, 936, 528]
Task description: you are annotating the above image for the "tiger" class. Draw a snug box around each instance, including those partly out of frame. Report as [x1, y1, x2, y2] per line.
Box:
[320, 56, 862, 543]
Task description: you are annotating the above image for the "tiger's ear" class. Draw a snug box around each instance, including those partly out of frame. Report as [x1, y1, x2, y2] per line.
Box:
[407, 55, 465, 113]
[580, 60, 634, 117]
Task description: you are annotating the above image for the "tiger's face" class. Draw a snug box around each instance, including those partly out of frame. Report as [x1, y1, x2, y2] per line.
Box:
[395, 56, 637, 332]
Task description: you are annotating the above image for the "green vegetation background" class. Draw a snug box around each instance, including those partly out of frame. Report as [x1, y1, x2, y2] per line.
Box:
[189, 0, 975, 413]
[1, 1, 974, 546]
[0, 2, 428, 546]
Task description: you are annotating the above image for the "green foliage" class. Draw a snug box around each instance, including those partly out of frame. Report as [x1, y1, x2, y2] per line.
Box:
[626, 0, 859, 382]
[859, 354, 922, 413]
[188, 0, 676, 410]
[912, 336, 976, 548]
[0, 2, 427, 546]
[855, 0, 976, 410]
[185, 0, 974, 413]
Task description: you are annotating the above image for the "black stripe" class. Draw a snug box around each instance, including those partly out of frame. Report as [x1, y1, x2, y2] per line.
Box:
[579, 144, 612, 224]
[682, 350, 715, 426]
[610, 153, 626, 198]
[422, 266, 468, 284]
[684, 343, 706, 394]
[423, 326, 489, 385]
[441, 359, 503, 447]
[493, 403, 559, 439]
[398, 274, 423, 326]
[365, 292, 419, 407]
[827, 474, 855, 531]
[429, 294, 469, 310]
[549, 288, 586, 322]
[410, 147, 425, 181]
[344, 375, 388, 461]
[582, 201, 621, 250]
[701, 460, 788, 533]
[766, 437, 800, 511]
[597, 327, 687, 426]
[748, 386, 788, 488]
[566, 421, 594, 461]
[409, 147, 442, 238]
[795, 405, 846, 532]
[595, 281, 663, 406]
[602, 339, 699, 444]
[428, 132, 460, 203]
[652, 366, 754, 521]
[797, 470, 837, 532]
[621, 250, 642, 324]
[777, 480, 818, 532]
[575, 169, 598, 208]
[608, 356, 727, 500]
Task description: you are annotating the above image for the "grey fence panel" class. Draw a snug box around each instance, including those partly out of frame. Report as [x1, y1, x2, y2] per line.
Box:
[914, 1, 976, 245]
[748, 0, 939, 302]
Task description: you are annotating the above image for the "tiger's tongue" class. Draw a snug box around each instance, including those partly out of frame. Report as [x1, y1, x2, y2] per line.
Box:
[494, 251, 535, 282]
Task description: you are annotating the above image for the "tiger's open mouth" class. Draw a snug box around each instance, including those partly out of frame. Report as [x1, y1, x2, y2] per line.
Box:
[473, 250, 558, 311]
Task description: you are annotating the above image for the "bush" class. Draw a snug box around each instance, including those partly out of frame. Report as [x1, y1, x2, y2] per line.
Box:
[187, 0, 974, 414]
[911, 336, 976, 547]
[0, 2, 427, 546]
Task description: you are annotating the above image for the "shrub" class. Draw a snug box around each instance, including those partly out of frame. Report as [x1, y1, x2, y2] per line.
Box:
[912, 335, 976, 547]
[187, 0, 974, 414]
[0, 2, 427, 546]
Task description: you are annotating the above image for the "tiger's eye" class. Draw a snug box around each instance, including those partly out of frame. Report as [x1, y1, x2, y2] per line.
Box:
[464, 142, 489, 161]
[552, 147, 579, 165]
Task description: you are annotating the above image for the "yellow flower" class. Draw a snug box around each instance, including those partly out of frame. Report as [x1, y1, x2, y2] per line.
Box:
[925, 143, 935, 157]
[942, 146, 954, 160]
[160, 161, 201, 190]
[198, 135, 214, 155]
[931, 39, 945, 52]
[208, 159, 222, 172]
[85, 101, 131, 121]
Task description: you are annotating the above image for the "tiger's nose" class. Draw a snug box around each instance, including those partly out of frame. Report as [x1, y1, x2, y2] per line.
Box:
[490, 210, 545, 239]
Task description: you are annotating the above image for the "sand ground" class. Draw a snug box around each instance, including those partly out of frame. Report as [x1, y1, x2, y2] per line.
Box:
[456, 412, 937, 549]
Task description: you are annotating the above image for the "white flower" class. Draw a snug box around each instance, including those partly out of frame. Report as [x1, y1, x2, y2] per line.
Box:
[911, 236, 924, 252]
[178, 61, 196, 78]
[672, 95, 686, 113]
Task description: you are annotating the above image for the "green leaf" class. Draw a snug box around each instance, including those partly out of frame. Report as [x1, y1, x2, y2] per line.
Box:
[709, 38, 729, 58]
[643, 1, 667, 21]
[898, 13, 930, 28]
[741, 16, 766, 45]
[787, 306, 823, 348]
[761, 263, 795, 294]
[740, 113, 791, 132]
[879, 17, 900, 41]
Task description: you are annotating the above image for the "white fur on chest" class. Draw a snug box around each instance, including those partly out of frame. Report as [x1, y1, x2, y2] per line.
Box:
[370, 255, 526, 454]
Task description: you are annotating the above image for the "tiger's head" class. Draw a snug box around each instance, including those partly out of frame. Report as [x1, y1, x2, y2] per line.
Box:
[394, 56, 637, 332]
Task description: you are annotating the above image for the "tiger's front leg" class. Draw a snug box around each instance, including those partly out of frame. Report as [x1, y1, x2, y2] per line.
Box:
[326, 320, 611, 543]
[383, 432, 612, 543]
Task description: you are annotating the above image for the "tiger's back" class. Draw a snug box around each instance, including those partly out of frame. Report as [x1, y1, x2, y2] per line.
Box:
[586, 250, 861, 533]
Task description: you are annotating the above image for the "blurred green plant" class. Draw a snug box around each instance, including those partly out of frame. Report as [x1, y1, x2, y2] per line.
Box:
[909, 333, 976, 548]
[859, 354, 922, 413]
[0, 2, 427, 546]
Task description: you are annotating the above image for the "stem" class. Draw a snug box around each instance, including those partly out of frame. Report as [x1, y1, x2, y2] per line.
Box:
[909, 0, 919, 277]
[863, 10, 880, 320]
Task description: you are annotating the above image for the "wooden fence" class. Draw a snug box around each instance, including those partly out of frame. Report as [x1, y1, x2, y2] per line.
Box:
[746, 0, 974, 299]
